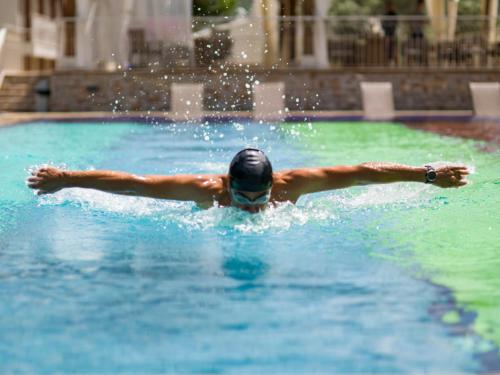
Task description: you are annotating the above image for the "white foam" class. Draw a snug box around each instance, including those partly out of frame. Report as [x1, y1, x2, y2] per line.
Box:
[39, 188, 338, 234]
[37, 162, 473, 234]
[40, 188, 188, 216]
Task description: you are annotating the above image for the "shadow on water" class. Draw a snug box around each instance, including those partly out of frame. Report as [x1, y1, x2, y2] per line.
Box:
[426, 280, 500, 373]
[222, 255, 269, 282]
[220, 234, 271, 286]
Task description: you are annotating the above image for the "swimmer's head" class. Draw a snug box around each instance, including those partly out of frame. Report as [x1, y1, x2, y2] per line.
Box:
[228, 148, 273, 212]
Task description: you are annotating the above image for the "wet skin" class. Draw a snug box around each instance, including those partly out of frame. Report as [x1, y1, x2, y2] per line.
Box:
[27, 164, 470, 214]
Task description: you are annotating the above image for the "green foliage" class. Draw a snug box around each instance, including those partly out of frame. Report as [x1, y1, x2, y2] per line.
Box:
[193, 0, 237, 17]
[329, 0, 488, 16]
[329, 0, 367, 16]
[329, 0, 419, 16]
[458, 0, 481, 15]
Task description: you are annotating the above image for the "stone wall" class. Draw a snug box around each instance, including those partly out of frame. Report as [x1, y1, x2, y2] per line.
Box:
[48, 68, 500, 112]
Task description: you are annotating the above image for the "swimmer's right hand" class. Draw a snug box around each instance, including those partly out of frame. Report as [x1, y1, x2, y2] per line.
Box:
[27, 167, 67, 195]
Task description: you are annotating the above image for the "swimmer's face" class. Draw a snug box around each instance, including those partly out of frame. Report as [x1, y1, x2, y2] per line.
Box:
[229, 188, 271, 213]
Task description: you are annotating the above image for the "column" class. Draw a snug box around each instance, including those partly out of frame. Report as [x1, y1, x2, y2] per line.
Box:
[488, 0, 498, 44]
[314, 0, 329, 68]
[447, 0, 458, 41]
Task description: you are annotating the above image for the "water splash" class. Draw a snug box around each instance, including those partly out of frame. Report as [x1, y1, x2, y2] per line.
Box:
[38, 179, 435, 235]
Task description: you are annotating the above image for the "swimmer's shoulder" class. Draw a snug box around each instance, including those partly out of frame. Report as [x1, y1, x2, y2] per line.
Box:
[271, 171, 301, 203]
[194, 174, 230, 206]
[273, 170, 305, 187]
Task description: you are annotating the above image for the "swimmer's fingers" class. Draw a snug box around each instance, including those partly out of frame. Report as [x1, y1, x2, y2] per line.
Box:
[26, 176, 50, 189]
[27, 181, 42, 189]
[31, 167, 60, 178]
[452, 168, 470, 177]
[27, 176, 41, 182]
[26, 177, 42, 188]
[453, 167, 469, 175]
[455, 168, 470, 187]
[451, 174, 468, 188]
[36, 169, 50, 177]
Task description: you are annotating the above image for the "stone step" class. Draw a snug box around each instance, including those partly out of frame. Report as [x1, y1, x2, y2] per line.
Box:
[0, 75, 43, 112]
[2, 82, 37, 87]
[0, 104, 36, 111]
[2, 82, 38, 88]
[0, 95, 36, 103]
[0, 98, 35, 104]
[0, 93, 35, 103]
[0, 105, 36, 112]
[3, 76, 48, 84]
[0, 87, 36, 95]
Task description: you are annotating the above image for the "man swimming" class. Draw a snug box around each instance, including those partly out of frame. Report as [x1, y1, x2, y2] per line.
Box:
[27, 148, 469, 213]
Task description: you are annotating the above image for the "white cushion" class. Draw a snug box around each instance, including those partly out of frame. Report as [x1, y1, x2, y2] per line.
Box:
[361, 82, 395, 120]
[254, 82, 285, 121]
[469, 82, 500, 117]
[171, 83, 204, 121]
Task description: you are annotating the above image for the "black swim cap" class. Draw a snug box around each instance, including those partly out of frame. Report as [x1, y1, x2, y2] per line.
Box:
[229, 148, 273, 192]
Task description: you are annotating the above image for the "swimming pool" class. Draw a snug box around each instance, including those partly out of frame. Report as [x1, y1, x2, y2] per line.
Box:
[0, 120, 498, 373]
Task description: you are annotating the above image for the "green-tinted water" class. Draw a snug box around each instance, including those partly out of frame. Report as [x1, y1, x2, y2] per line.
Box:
[293, 122, 500, 347]
[1, 121, 489, 373]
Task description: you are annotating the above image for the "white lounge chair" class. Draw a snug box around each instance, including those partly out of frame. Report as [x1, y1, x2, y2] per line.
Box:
[360, 82, 395, 120]
[253, 82, 285, 121]
[170, 83, 204, 121]
[469, 82, 500, 117]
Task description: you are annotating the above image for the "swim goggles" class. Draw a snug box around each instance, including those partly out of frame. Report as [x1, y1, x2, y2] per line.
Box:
[230, 189, 271, 206]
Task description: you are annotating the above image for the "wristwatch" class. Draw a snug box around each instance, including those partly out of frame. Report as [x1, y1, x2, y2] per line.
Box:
[424, 165, 437, 184]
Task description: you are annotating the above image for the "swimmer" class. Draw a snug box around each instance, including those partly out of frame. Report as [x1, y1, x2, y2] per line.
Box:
[27, 148, 469, 213]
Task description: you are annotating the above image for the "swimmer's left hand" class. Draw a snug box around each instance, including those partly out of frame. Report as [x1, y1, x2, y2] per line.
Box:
[435, 165, 470, 188]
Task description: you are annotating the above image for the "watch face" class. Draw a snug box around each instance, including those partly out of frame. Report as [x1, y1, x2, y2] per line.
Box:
[427, 170, 437, 182]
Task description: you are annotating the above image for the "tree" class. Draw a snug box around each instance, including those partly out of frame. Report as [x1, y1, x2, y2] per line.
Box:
[329, 0, 417, 16]
[329, 0, 493, 16]
[193, 0, 237, 17]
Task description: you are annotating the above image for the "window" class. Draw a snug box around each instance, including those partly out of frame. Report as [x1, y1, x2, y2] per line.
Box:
[62, 0, 76, 57]
[23, 0, 31, 41]
[38, 0, 45, 15]
[50, 0, 57, 18]
[303, 0, 315, 55]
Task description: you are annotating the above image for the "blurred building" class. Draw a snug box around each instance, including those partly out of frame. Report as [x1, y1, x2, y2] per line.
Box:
[62, 0, 192, 70]
[196, 0, 330, 68]
[278, 0, 330, 68]
[0, 0, 192, 73]
[1, 0, 498, 74]
[0, 0, 65, 72]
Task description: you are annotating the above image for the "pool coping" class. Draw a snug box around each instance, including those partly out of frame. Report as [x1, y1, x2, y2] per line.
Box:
[1, 111, 499, 147]
[0, 110, 485, 125]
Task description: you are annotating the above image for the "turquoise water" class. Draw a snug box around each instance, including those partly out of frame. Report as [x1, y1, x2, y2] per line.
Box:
[0, 121, 498, 373]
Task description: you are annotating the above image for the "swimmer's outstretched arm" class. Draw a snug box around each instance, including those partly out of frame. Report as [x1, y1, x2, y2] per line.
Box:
[282, 162, 469, 197]
[26, 167, 218, 202]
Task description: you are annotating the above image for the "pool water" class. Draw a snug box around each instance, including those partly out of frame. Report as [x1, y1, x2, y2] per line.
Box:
[0, 121, 498, 373]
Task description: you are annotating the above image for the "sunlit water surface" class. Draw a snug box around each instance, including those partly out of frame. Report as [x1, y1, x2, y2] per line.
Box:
[0, 121, 498, 373]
